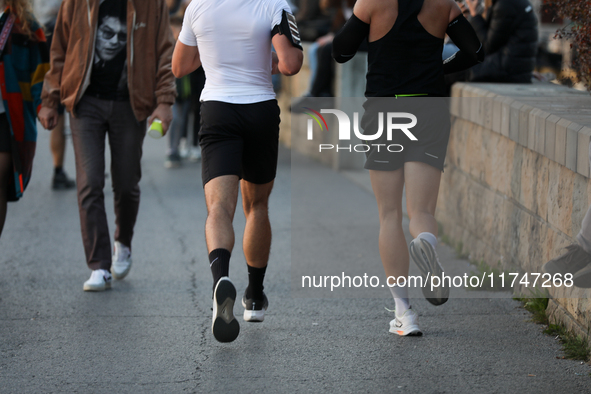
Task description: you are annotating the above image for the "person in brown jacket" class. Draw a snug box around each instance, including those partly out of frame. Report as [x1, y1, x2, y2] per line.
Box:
[38, 0, 176, 292]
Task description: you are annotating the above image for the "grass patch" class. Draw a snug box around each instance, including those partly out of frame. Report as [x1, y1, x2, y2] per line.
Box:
[438, 223, 591, 363]
[513, 288, 550, 325]
[515, 290, 590, 362]
[544, 324, 591, 361]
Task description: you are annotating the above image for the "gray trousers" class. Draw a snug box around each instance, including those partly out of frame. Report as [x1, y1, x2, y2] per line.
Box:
[70, 96, 146, 270]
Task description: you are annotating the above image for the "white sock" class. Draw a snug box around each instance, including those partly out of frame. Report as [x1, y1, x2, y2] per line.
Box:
[389, 284, 410, 317]
[417, 232, 438, 249]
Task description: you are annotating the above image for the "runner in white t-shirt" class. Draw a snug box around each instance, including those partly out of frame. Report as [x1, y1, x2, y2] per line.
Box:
[172, 0, 303, 343]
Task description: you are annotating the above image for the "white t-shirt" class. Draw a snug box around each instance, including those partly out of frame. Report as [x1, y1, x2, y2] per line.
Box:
[179, 0, 291, 104]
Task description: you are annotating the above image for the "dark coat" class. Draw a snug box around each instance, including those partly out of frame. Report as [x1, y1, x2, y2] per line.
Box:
[468, 0, 538, 83]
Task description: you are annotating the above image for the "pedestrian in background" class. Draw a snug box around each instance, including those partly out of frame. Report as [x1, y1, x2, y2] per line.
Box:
[33, 0, 75, 190]
[0, 0, 49, 238]
[38, 0, 176, 291]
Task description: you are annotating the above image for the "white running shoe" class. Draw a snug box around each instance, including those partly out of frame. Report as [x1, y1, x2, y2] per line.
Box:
[242, 291, 269, 322]
[83, 269, 112, 292]
[188, 146, 201, 162]
[212, 277, 240, 343]
[111, 241, 132, 280]
[409, 238, 449, 306]
[389, 308, 422, 336]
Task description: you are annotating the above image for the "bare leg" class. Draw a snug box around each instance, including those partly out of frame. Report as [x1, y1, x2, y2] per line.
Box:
[241, 180, 274, 268]
[204, 175, 240, 253]
[404, 161, 441, 238]
[369, 169, 407, 280]
[0, 152, 11, 238]
[50, 114, 66, 168]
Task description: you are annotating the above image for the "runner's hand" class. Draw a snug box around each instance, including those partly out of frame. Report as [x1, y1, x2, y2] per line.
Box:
[148, 104, 173, 135]
[38, 107, 59, 130]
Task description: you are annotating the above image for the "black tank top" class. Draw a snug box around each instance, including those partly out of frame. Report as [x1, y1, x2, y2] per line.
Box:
[365, 0, 445, 97]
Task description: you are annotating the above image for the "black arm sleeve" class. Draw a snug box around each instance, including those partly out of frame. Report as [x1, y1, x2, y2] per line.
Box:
[443, 14, 485, 75]
[332, 14, 369, 64]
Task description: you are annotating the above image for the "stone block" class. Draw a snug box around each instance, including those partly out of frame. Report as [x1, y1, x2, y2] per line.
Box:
[547, 164, 574, 235]
[527, 109, 541, 151]
[492, 97, 502, 134]
[509, 100, 524, 142]
[544, 115, 561, 161]
[450, 96, 461, 118]
[534, 110, 551, 156]
[554, 118, 571, 166]
[571, 174, 590, 237]
[577, 126, 591, 177]
[500, 97, 513, 138]
[518, 104, 532, 148]
[566, 122, 582, 172]
[535, 154, 550, 221]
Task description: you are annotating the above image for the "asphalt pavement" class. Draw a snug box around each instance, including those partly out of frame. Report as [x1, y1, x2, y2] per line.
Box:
[0, 126, 590, 393]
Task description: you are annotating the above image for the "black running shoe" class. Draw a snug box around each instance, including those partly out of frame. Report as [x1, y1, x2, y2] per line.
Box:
[52, 170, 75, 190]
[242, 291, 268, 322]
[212, 277, 240, 343]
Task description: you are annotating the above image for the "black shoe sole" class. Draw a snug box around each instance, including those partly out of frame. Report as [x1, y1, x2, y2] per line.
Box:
[410, 239, 449, 306]
[212, 278, 240, 343]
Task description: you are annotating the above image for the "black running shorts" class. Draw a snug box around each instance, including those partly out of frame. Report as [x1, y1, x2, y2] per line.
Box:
[0, 113, 11, 153]
[360, 97, 450, 172]
[199, 100, 281, 186]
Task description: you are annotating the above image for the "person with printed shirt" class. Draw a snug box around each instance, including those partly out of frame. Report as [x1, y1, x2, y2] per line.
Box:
[172, 0, 303, 342]
[332, 0, 484, 336]
[0, 0, 49, 239]
[38, 0, 176, 292]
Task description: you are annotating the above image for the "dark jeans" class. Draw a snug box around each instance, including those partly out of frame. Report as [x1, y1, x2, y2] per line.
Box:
[70, 95, 146, 270]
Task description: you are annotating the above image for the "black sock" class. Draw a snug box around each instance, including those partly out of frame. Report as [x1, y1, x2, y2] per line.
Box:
[54, 166, 63, 175]
[209, 249, 231, 291]
[245, 265, 267, 299]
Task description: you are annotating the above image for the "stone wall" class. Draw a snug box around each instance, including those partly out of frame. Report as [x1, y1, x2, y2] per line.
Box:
[440, 83, 591, 339]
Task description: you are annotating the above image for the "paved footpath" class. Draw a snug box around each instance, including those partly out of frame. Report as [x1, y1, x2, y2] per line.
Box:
[1, 128, 590, 393]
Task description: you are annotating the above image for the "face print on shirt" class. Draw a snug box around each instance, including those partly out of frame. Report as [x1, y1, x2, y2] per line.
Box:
[95, 14, 127, 64]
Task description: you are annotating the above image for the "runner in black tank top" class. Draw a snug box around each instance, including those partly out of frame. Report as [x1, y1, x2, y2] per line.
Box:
[366, 0, 445, 97]
[331, 0, 484, 336]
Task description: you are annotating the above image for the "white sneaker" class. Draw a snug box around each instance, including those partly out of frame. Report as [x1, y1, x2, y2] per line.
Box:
[188, 146, 201, 162]
[389, 308, 423, 336]
[111, 241, 132, 280]
[83, 269, 112, 292]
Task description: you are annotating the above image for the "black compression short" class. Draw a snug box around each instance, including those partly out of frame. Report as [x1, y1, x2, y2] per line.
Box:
[361, 97, 451, 172]
[199, 100, 281, 186]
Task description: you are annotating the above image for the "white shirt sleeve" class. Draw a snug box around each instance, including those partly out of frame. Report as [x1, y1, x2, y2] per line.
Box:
[271, 0, 292, 30]
[178, 4, 198, 47]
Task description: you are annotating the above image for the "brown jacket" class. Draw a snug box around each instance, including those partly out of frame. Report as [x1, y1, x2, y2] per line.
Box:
[41, 0, 176, 121]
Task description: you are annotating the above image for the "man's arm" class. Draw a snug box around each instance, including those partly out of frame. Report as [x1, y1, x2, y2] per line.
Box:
[271, 9, 303, 76]
[39, 0, 72, 130]
[153, 0, 177, 107]
[147, 0, 177, 134]
[271, 33, 302, 76]
[171, 41, 201, 78]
